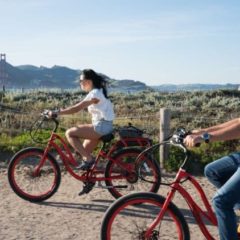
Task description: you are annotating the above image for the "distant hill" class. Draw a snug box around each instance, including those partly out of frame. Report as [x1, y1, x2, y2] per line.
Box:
[4, 63, 80, 88]
[0, 60, 238, 92]
[0, 62, 149, 92]
[109, 79, 152, 93]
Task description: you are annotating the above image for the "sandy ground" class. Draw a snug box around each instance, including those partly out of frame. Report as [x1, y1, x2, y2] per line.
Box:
[0, 161, 220, 240]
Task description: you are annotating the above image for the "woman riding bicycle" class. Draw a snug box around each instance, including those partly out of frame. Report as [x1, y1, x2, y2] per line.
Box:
[184, 118, 240, 240]
[49, 69, 115, 170]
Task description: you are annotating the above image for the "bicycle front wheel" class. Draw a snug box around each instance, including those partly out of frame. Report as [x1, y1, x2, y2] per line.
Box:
[101, 192, 190, 240]
[8, 147, 61, 202]
[105, 148, 161, 199]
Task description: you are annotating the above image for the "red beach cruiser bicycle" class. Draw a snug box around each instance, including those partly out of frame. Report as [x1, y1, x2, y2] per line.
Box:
[8, 111, 161, 202]
[100, 128, 229, 240]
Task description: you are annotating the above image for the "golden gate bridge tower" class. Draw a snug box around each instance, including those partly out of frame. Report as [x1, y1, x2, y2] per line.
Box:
[0, 53, 7, 91]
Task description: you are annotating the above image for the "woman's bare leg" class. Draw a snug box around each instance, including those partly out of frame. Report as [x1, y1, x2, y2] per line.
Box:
[83, 139, 99, 156]
[65, 124, 100, 161]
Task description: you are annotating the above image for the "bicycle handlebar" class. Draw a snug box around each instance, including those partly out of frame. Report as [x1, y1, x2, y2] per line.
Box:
[170, 128, 189, 146]
[41, 110, 59, 129]
[29, 110, 59, 143]
[136, 127, 193, 170]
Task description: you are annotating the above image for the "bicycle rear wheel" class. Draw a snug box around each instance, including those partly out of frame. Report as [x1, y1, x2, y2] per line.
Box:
[8, 147, 61, 202]
[105, 148, 161, 199]
[101, 192, 190, 240]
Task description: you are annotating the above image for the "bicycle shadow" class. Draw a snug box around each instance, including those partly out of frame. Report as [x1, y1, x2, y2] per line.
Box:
[38, 199, 215, 227]
[38, 199, 114, 214]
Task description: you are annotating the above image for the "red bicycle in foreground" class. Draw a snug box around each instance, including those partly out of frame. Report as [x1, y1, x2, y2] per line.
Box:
[101, 128, 231, 240]
[8, 112, 161, 202]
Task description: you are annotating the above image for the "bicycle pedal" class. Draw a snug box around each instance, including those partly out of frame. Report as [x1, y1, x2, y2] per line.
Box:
[78, 182, 95, 196]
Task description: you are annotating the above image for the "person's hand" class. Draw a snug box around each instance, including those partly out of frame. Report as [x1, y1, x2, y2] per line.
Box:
[184, 134, 203, 148]
[46, 110, 58, 118]
[46, 110, 53, 118]
[91, 98, 100, 104]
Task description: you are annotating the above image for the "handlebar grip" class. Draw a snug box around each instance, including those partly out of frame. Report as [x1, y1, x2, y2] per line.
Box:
[42, 109, 59, 119]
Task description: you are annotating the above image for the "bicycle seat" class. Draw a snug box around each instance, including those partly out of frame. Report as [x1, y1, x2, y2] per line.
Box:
[100, 133, 114, 143]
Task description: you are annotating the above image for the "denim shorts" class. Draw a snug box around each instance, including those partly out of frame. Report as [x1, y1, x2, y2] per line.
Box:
[93, 119, 113, 136]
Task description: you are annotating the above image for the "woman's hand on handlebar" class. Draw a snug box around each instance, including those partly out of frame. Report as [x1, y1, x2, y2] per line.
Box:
[43, 109, 58, 119]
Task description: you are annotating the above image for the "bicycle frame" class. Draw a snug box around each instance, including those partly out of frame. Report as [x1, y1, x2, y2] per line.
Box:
[145, 167, 218, 239]
[35, 130, 152, 183]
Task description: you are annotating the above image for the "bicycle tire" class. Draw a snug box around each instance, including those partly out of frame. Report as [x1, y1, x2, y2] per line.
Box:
[8, 147, 61, 202]
[101, 192, 190, 240]
[105, 148, 161, 199]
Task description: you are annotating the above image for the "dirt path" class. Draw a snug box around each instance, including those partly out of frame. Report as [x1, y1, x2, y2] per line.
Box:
[0, 164, 219, 240]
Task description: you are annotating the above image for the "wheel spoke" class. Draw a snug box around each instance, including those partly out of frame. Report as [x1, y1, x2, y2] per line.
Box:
[8, 148, 61, 202]
[101, 193, 190, 240]
[105, 148, 161, 199]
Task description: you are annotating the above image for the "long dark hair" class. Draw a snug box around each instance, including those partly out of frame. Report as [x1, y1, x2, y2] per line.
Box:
[81, 69, 108, 99]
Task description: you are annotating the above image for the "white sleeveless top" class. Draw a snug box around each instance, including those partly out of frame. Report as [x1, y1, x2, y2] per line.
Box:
[83, 89, 115, 122]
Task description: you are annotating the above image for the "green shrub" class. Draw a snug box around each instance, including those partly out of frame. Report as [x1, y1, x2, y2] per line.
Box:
[1, 89, 240, 173]
[0, 133, 33, 152]
[164, 140, 240, 172]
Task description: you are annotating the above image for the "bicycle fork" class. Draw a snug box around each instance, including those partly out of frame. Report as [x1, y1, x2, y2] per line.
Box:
[144, 188, 177, 238]
[32, 147, 51, 177]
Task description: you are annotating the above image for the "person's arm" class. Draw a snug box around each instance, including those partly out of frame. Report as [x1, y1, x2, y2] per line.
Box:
[208, 118, 240, 142]
[184, 118, 240, 147]
[48, 98, 100, 117]
[192, 118, 240, 135]
[58, 98, 100, 115]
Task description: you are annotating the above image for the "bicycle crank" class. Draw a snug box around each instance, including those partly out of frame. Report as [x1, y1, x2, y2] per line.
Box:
[140, 230, 159, 240]
[96, 181, 128, 189]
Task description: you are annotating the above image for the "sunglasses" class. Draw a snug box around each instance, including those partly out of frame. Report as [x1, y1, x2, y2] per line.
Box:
[79, 79, 89, 83]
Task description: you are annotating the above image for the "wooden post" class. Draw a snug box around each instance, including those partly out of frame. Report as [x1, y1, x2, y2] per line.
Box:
[159, 108, 171, 169]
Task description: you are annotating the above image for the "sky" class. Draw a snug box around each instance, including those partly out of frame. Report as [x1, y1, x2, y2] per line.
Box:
[0, 0, 239, 86]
